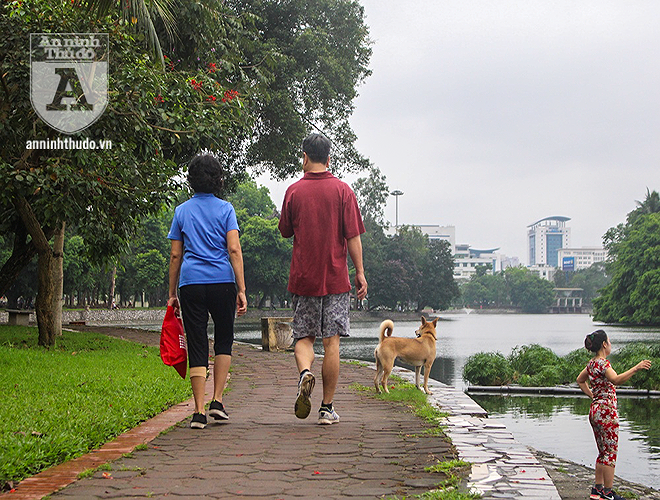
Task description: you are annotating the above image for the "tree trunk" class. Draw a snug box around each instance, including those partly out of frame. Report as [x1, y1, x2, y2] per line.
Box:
[108, 265, 117, 309]
[52, 222, 65, 337]
[36, 251, 55, 346]
[12, 195, 59, 347]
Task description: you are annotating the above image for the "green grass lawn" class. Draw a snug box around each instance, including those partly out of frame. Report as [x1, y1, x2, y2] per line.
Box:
[0, 325, 191, 489]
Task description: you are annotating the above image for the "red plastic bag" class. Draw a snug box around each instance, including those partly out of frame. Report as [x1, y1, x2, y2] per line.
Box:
[160, 305, 187, 378]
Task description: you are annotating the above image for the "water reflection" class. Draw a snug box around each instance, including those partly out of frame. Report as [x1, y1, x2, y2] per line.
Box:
[472, 394, 660, 489]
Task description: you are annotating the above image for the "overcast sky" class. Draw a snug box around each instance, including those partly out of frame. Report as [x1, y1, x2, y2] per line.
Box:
[256, 0, 660, 263]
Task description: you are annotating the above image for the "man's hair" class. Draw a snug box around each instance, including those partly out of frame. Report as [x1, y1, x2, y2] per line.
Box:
[187, 153, 224, 194]
[302, 133, 331, 164]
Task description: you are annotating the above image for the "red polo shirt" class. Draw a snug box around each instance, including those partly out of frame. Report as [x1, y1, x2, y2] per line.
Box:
[279, 171, 365, 296]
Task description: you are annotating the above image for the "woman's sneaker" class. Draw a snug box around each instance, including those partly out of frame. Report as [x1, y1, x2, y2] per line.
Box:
[190, 412, 207, 429]
[318, 407, 340, 425]
[208, 400, 229, 421]
[591, 487, 603, 500]
[295, 371, 315, 419]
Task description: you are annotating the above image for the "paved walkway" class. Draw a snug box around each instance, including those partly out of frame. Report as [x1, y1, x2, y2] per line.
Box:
[16, 343, 457, 500]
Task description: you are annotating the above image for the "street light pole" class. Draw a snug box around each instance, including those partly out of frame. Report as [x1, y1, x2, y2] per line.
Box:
[390, 190, 403, 230]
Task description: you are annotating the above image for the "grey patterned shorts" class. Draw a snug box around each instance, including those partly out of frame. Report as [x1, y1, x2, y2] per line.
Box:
[291, 292, 351, 339]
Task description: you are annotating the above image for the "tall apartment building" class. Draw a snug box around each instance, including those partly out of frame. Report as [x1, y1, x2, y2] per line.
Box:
[528, 216, 571, 267]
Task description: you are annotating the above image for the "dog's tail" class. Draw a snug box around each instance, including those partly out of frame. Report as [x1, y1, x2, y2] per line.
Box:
[379, 319, 394, 342]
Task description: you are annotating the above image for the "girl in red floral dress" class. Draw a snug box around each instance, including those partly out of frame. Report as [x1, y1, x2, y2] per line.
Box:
[577, 330, 651, 500]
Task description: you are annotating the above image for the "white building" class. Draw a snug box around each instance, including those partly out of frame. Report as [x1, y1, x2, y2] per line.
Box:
[528, 264, 557, 281]
[528, 216, 571, 267]
[453, 244, 518, 280]
[557, 247, 607, 271]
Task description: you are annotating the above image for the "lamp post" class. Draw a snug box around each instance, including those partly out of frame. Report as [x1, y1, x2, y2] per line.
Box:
[390, 190, 403, 230]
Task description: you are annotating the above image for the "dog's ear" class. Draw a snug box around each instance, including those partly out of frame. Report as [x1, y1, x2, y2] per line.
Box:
[421, 316, 427, 325]
[432, 317, 438, 327]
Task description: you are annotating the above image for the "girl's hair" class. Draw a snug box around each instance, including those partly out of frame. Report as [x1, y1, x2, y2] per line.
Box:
[585, 329, 608, 353]
[187, 153, 224, 194]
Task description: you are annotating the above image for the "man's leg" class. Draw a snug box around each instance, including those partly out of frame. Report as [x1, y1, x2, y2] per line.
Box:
[294, 335, 315, 373]
[321, 334, 340, 405]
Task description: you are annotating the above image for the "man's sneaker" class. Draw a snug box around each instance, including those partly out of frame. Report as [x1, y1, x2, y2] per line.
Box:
[600, 490, 626, 500]
[295, 371, 315, 419]
[208, 400, 229, 421]
[318, 407, 340, 425]
[190, 412, 207, 429]
[591, 487, 603, 500]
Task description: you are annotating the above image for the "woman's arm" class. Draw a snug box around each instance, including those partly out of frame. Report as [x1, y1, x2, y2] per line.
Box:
[227, 229, 247, 317]
[605, 359, 652, 386]
[168, 239, 184, 316]
[576, 367, 593, 399]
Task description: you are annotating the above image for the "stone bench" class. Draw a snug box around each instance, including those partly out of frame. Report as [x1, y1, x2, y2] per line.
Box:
[6, 309, 34, 326]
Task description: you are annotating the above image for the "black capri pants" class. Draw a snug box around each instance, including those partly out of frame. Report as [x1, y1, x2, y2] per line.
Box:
[179, 283, 237, 368]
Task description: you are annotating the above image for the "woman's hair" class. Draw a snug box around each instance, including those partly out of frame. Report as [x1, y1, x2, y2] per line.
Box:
[585, 329, 608, 353]
[187, 153, 224, 194]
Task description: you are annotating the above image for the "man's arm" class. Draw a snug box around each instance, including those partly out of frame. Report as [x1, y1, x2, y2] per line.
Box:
[347, 234, 367, 300]
[278, 197, 294, 238]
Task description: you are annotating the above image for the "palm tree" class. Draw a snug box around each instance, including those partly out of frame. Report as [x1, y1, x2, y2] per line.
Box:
[80, 0, 175, 69]
[629, 188, 660, 224]
[636, 188, 660, 214]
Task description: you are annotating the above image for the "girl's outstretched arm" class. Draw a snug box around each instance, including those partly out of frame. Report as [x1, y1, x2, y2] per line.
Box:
[605, 359, 652, 386]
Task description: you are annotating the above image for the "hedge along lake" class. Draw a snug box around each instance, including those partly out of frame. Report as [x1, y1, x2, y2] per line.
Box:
[234, 312, 660, 489]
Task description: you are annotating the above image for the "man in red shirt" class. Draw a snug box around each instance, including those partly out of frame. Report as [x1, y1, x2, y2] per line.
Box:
[279, 133, 368, 424]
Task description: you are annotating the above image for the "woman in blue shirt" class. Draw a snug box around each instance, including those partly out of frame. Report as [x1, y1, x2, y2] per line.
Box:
[168, 153, 247, 429]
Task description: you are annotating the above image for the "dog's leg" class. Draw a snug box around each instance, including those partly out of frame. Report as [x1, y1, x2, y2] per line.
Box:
[423, 362, 433, 395]
[382, 364, 392, 393]
[415, 366, 422, 391]
[374, 357, 383, 393]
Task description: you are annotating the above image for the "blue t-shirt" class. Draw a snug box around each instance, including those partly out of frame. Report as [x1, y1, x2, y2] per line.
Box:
[167, 193, 239, 287]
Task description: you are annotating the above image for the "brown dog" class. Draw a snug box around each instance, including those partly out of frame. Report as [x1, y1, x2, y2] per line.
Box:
[374, 317, 438, 395]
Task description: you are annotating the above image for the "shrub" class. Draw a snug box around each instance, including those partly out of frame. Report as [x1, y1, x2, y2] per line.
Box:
[462, 352, 514, 386]
[610, 343, 660, 390]
[509, 344, 560, 376]
[528, 365, 563, 387]
[561, 348, 593, 383]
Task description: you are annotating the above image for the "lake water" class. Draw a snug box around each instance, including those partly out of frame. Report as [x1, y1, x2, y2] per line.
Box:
[235, 313, 660, 489]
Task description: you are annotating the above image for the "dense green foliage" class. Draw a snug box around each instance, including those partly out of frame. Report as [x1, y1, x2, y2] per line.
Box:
[226, 0, 373, 178]
[594, 209, 660, 325]
[0, 325, 191, 489]
[0, 0, 372, 343]
[460, 266, 556, 313]
[463, 343, 660, 390]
